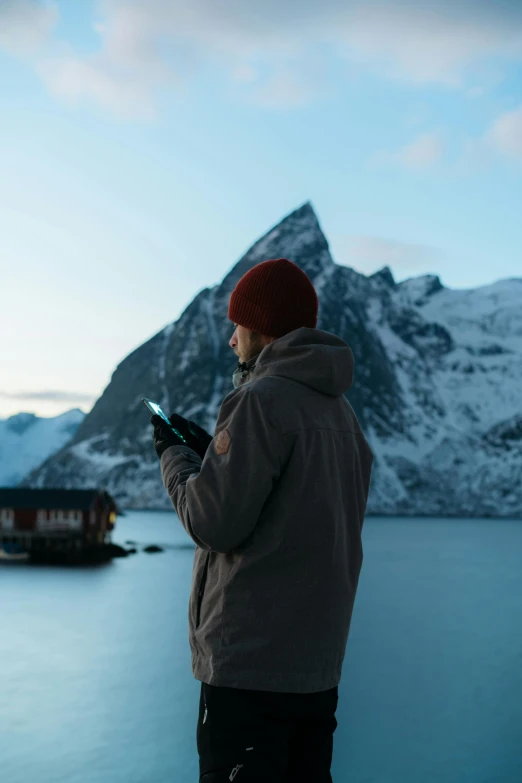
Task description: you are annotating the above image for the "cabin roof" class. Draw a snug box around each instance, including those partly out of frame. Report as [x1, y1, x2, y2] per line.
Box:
[0, 488, 118, 511]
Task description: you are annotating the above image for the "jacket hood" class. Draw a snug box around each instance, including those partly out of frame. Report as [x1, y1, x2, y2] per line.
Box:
[251, 327, 354, 397]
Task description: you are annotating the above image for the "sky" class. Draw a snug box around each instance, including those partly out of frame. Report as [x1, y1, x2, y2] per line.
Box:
[0, 0, 521, 419]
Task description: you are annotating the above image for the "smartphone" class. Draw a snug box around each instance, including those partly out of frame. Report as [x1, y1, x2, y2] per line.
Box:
[142, 397, 187, 444]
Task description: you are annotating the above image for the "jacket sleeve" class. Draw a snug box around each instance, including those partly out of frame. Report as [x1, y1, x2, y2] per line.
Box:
[159, 387, 283, 553]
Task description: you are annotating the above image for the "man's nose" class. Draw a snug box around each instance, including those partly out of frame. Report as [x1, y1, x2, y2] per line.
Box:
[229, 330, 237, 348]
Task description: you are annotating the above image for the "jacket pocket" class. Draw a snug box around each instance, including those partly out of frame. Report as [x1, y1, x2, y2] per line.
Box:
[195, 551, 211, 629]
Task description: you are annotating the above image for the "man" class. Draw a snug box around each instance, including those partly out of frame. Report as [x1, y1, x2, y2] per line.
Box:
[151, 257, 374, 782]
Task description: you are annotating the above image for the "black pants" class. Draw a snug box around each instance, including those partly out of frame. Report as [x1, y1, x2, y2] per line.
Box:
[197, 682, 339, 782]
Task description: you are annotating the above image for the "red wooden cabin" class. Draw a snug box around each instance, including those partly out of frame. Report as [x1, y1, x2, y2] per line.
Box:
[0, 488, 119, 555]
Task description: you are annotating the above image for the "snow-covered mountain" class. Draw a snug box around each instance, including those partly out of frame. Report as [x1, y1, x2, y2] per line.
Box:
[0, 409, 85, 487]
[23, 203, 522, 517]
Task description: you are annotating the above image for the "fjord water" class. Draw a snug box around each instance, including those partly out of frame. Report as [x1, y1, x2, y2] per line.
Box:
[1, 512, 521, 783]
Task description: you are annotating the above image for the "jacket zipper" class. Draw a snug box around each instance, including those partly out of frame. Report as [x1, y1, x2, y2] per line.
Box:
[195, 551, 210, 629]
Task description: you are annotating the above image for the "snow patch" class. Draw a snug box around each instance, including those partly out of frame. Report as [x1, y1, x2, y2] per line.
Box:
[0, 409, 85, 486]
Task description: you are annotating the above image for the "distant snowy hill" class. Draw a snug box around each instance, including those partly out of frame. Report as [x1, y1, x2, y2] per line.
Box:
[24, 203, 522, 517]
[0, 409, 85, 486]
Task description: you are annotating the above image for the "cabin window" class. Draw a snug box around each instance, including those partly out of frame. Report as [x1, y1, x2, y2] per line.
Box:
[109, 511, 116, 524]
[66, 510, 82, 529]
[0, 508, 15, 528]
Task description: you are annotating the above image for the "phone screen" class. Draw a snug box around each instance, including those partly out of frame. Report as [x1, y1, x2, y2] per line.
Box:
[142, 397, 187, 444]
[143, 398, 170, 424]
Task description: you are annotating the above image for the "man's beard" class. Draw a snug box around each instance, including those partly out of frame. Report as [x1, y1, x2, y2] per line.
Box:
[244, 336, 264, 362]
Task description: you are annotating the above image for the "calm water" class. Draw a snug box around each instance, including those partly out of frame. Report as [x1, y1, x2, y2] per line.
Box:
[1, 512, 521, 783]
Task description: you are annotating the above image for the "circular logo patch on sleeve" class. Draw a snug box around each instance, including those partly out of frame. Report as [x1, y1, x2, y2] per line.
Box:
[214, 429, 231, 455]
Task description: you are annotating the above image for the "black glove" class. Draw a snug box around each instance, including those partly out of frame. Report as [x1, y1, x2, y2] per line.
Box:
[167, 413, 214, 460]
[151, 415, 187, 460]
[151, 413, 213, 461]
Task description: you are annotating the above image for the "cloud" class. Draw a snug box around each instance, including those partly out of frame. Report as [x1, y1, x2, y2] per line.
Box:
[0, 0, 57, 55]
[337, 1, 522, 86]
[376, 131, 445, 169]
[488, 105, 522, 160]
[245, 58, 334, 108]
[334, 235, 442, 273]
[247, 70, 317, 109]
[0, 390, 97, 403]
[3, 0, 522, 115]
[37, 55, 159, 118]
[396, 131, 445, 168]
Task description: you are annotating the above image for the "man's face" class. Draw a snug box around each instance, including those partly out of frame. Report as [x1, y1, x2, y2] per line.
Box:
[229, 323, 274, 363]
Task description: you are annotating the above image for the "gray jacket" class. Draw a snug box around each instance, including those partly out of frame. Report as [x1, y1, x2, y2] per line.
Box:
[160, 327, 374, 693]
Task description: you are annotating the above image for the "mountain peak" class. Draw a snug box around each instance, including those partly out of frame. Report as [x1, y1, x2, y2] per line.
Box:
[369, 266, 396, 287]
[398, 274, 444, 306]
[24, 202, 522, 519]
[56, 407, 86, 419]
[5, 412, 37, 436]
[222, 201, 334, 292]
[0, 411, 84, 487]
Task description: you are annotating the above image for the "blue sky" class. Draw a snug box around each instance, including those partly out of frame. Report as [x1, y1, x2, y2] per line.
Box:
[0, 0, 521, 418]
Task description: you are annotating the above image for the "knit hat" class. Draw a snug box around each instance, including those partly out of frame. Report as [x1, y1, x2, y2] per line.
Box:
[228, 258, 319, 338]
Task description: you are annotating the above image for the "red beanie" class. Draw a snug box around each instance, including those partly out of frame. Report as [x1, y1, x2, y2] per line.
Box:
[228, 258, 319, 338]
